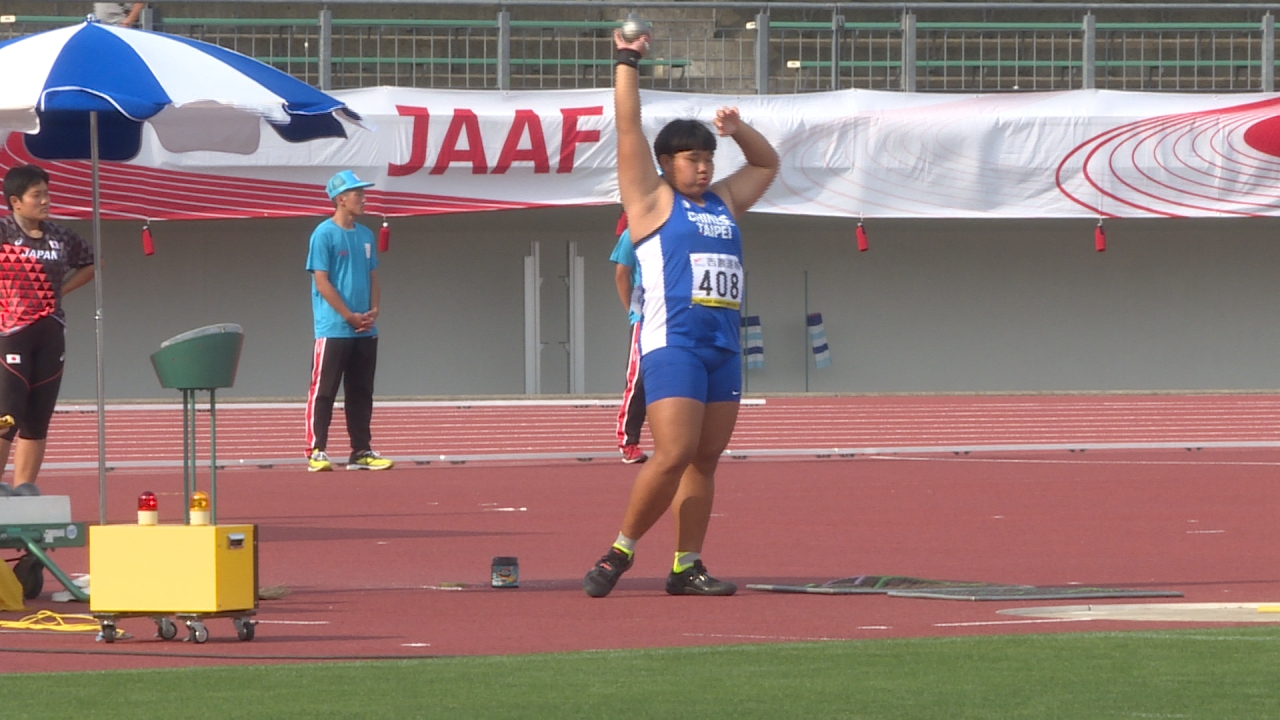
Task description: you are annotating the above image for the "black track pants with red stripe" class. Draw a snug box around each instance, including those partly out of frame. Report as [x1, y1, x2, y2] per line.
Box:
[615, 322, 645, 447]
[306, 335, 378, 456]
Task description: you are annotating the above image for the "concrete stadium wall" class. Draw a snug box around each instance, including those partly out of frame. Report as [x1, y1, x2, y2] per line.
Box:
[56, 210, 1280, 402]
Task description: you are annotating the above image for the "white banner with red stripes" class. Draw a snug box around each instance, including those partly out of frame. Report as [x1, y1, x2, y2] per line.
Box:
[7, 86, 1280, 221]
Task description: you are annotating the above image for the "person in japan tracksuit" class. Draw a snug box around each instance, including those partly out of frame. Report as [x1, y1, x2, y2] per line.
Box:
[0, 164, 95, 497]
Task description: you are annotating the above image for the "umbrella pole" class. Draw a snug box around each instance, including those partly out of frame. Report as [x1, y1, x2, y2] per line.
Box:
[91, 111, 107, 526]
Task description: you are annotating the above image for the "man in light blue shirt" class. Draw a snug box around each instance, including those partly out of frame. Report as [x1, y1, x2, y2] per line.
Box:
[304, 170, 394, 472]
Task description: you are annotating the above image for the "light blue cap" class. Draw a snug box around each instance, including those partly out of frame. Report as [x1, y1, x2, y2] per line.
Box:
[325, 170, 375, 199]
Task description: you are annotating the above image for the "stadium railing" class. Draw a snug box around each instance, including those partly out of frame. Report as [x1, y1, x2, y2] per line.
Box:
[0, 3, 1274, 94]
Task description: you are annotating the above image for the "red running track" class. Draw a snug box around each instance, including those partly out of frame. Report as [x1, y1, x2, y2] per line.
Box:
[3, 439, 1280, 673]
[40, 394, 1280, 470]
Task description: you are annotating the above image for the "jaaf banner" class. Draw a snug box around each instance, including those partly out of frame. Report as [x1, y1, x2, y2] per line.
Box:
[6, 86, 1280, 221]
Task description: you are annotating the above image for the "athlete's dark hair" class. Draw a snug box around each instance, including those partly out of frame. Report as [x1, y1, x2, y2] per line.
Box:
[4, 164, 50, 209]
[653, 119, 716, 159]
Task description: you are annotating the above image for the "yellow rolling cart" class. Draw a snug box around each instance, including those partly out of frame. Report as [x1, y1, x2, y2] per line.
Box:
[90, 325, 258, 643]
[89, 523, 257, 642]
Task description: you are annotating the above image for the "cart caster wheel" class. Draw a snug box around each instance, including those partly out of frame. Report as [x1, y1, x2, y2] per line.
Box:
[186, 621, 208, 644]
[234, 617, 256, 642]
[13, 554, 44, 600]
[100, 621, 117, 644]
[155, 617, 178, 641]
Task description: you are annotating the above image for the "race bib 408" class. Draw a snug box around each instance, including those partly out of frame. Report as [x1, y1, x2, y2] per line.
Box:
[690, 253, 742, 310]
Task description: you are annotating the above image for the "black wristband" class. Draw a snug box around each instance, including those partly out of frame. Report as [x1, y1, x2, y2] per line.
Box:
[615, 49, 641, 69]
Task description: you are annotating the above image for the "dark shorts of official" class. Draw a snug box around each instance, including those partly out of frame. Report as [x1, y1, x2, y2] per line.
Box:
[641, 345, 741, 404]
[0, 316, 65, 441]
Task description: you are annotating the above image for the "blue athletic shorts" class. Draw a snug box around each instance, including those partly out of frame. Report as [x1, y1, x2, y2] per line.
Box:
[641, 345, 741, 404]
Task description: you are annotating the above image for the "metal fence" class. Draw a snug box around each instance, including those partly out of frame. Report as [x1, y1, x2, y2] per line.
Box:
[3, 3, 1279, 94]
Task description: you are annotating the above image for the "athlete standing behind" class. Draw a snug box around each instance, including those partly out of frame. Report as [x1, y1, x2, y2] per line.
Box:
[610, 218, 648, 464]
[0, 165, 95, 496]
[583, 29, 779, 597]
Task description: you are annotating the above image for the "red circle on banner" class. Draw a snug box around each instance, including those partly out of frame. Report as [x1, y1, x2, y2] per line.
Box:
[1241, 115, 1280, 157]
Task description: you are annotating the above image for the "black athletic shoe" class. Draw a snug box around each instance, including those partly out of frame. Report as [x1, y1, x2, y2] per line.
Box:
[665, 560, 737, 596]
[583, 548, 633, 598]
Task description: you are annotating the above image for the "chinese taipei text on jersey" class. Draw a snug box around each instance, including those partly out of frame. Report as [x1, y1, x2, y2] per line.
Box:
[634, 191, 743, 356]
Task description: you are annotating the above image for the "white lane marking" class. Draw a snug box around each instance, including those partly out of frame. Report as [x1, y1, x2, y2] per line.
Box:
[683, 632, 846, 641]
[935, 618, 1094, 628]
[1000, 602, 1280, 623]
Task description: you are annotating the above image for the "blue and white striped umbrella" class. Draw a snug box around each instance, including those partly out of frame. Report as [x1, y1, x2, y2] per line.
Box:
[0, 17, 360, 525]
[0, 17, 359, 158]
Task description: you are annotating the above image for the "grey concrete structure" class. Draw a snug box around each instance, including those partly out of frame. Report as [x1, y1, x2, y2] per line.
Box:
[55, 211, 1280, 401]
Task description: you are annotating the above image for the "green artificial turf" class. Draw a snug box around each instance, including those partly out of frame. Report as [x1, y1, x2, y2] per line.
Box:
[2, 629, 1278, 718]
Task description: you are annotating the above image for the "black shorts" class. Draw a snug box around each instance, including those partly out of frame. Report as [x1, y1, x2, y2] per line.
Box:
[0, 315, 65, 440]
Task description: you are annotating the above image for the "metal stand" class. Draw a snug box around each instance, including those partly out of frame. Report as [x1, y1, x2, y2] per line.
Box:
[151, 323, 242, 524]
[181, 388, 218, 525]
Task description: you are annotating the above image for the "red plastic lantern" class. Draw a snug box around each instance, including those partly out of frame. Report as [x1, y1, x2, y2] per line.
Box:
[137, 491, 158, 526]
